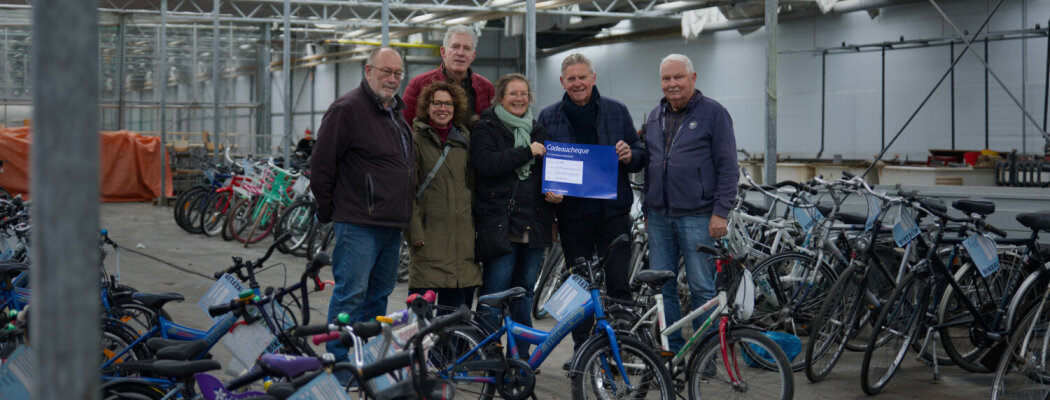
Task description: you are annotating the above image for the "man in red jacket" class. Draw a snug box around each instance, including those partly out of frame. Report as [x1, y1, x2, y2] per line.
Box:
[402, 25, 495, 123]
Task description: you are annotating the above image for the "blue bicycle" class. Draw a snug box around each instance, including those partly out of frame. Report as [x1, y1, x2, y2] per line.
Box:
[433, 234, 674, 400]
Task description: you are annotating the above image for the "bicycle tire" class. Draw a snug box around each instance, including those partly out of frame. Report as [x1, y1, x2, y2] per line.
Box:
[305, 222, 331, 261]
[200, 190, 234, 237]
[938, 252, 1026, 373]
[748, 251, 837, 371]
[628, 238, 649, 286]
[532, 246, 566, 321]
[570, 336, 674, 400]
[990, 294, 1050, 400]
[182, 189, 210, 234]
[687, 327, 795, 400]
[805, 262, 867, 383]
[275, 200, 315, 256]
[99, 379, 166, 400]
[428, 324, 497, 399]
[100, 318, 150, 369]
[0, 187, 11, 201]
[172, 187, 206, 232]
[221, 196, 241, 242]
[237, 201, 277, 245]
[860, 271, 929, 395]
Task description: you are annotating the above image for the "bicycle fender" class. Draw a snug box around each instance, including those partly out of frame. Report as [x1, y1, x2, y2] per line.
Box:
[566, 334, 608, 379]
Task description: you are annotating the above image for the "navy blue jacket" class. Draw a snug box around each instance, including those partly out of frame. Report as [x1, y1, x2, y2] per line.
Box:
[537, 88, 647, 219]
[643, 91, 738, 219]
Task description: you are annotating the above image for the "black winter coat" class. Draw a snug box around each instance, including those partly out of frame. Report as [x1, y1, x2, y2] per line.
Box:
[470, 107, 554, 249]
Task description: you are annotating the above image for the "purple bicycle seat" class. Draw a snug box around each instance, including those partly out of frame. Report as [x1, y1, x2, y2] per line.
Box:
[257, 353, 323, 379]
[194, 373, 267, 400]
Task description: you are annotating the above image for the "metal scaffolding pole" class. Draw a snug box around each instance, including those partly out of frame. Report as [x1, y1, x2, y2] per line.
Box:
[381, 0, 390, 46]
[191, 24, 198, 131]
[951, 41, 955, 149]
[284, 0, 292, 163]
[160, 0, 168, 200]
[117, 15, 127, 130]
[764, 0, 778, 185]
[213, 0, 222, 162]
[526, 0, 536, 96]
[259, 24, 272, 154]
[881, 45, 885, 150]
[31, 0, 100, 398]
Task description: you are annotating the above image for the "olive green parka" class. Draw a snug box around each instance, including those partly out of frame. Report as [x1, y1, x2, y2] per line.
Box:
[405, 118, 481, 289]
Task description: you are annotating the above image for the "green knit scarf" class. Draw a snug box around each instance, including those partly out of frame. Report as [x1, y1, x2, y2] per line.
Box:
[494, 104, 535, 180]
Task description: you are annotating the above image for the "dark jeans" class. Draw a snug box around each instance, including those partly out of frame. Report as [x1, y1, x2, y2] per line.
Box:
[559, 213, 631, 349]
[478, 242, 544, 359]
[408, 287, 476, 315]
[326, 222, 402, 362]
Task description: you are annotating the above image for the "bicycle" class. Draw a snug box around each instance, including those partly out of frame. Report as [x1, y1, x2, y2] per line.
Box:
[435, 234, 674, 400]
[622, 240, 794, 400]
[226, 158, 301, 246]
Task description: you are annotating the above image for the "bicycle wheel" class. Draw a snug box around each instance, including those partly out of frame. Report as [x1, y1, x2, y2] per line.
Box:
[100, 318, 149, 368]
[571, 336, 674, 400]
[99, 379, 166, 400]
[172, 187, 205, 232]
[532, 246, 566, 321]
[182, 190, 210, 234]
[627, 238, 648, 286]
[687, 327, 794, 400]
[306, 222, 332, 261]
[990, 294, 1050, 400]
[938, 252, 1026, 373]
[427, 324, 496, 399]
[805, 262, 867, 383]
[200, 190, 234, 237]
[748, 251, 837, 371]
[860, 271, 929, 395]
[275, 200, 315, 256]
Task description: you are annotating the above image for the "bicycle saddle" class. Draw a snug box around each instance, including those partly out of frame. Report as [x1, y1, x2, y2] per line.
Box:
[816, 204, 833, 217]
[257, 353, 323, 380]
[633, 270, 675, 288]
[131, 292, 186, 310]
[1017, 212, 1050, 232]
[478, 287, 527, 308]
[833, 212, 867, 225]
[105, 359, 220, 380]
[952, 199, 995, 216]
[146, 338, 208, 361]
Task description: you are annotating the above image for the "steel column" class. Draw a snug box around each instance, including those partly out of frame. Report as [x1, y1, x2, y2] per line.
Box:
[117, 15, 127, 130]
[381, 0, 390, 46]
[817, 50, 825, 159]
[284, 0, 292, 163]
[764, 0, 778, 185]
[213, 0, 222, 162]
[526, 0, 536, 96]
[951, 41, 955, 149]
[985, 37, 989, 149]
[31, 1, 100, 398]
[259, 24, 272, 154]
[160, 0, 168, 200]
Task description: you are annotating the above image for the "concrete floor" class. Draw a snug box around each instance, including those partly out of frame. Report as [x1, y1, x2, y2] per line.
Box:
[103, 202, 996, 399]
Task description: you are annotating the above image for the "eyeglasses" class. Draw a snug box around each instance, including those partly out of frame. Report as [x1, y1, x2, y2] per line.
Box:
[368, 65, 405, 81]
[431, 101, 454, 109]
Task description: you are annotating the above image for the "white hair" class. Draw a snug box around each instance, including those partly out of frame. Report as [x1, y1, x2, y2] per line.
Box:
[660, 54, 695, 74]
[560, 53, 594, 76]
[443, 25, 478, 49]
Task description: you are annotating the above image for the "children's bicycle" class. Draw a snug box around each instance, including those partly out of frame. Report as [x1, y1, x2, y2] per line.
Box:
[434, 234, 675, 400]
[623, 240, 794, 399]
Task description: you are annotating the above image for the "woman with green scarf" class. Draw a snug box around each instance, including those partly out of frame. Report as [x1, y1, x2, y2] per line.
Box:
[471, 73, 556, 359]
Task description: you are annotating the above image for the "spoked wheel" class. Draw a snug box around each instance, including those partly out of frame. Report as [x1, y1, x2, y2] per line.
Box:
[687, 328, 795, 400]
[805, 262, 867, 383]
[275, 200, 315, 256]
[427, 324, 496, 399]
[227, 197, 278, 245]
[860, 272, 929, 396]
[570, 336, 674, 400]
[748, 251, 837, 371]
[200, 191, 234, 237]
[990, 296, 1050, 400]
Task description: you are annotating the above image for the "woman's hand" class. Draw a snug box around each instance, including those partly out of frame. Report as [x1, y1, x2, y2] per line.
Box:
[530, 142, 547, 157]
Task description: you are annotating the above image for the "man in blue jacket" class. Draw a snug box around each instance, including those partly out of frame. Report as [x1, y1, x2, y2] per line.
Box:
[643, 53, 738, 352]
[537, 53, 647, 364]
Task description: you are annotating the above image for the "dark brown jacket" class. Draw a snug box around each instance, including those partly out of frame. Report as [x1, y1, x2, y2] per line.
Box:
[310, 80, 415, 227]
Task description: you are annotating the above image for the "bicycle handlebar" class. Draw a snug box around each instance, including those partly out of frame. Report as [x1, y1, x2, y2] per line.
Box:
[213, 232, 293, 279]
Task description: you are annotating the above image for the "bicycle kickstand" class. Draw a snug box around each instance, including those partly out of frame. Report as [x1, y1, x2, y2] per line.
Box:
[916, 326, 941, 381]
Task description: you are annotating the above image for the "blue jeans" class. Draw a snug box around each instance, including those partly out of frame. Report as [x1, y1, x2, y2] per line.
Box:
[478, 243, 544, 359]
[647, 211, 716, 352]
[326, 222, 402, 361]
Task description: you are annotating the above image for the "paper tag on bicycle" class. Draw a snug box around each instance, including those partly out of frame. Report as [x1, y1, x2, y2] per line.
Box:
[292, 177, 310, 195]
[287, 372, 351, 400]
[962, 234, 1000, 278]
[792, 205, 824, 232]
[243, 159, 255, 177]
[865, 194, 881, 232]
[222, 321, 277, 367]
[892, 207, 921, 247]
[356, 335, 410, 392]
[197, 273, 247, 320]
[545, 274, 590, 322]
[0, 345, 32, 400]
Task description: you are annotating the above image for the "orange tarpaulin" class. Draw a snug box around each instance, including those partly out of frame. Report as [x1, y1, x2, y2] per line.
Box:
[0, 127, 174, 202]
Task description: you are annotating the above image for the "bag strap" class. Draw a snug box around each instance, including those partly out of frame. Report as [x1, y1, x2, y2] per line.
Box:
[415, 144, 451, 199]
[507, 179, 520, 210]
